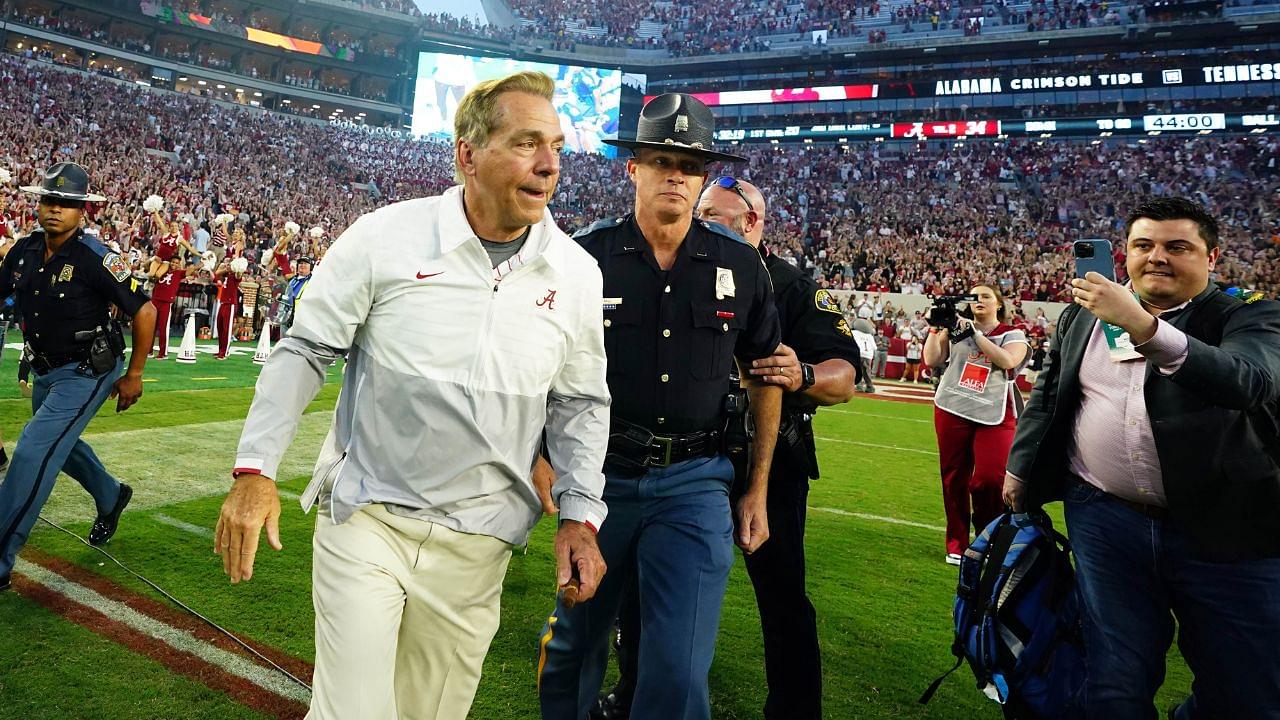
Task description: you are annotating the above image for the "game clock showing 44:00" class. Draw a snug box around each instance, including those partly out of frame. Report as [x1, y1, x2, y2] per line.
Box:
[1141, 113, 1227, 132]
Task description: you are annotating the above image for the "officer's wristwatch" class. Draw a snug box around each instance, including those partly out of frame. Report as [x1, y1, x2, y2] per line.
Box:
[798, 363, 816, 392]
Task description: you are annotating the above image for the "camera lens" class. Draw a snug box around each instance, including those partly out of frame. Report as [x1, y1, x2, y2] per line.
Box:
[1074, 243, 1095, 259]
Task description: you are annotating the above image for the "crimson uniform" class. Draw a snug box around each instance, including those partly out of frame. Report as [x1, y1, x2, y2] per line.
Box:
[272, 249, 291, 276]
[153, 232, 178, 262]
[215, 270, 241, 359]
[151, 266, 185, 358]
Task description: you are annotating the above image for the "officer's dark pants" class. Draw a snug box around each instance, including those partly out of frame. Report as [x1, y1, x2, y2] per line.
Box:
[538, 456, 736, 720]
[0, 359, 124, 576]
[742, 463, 822, 720]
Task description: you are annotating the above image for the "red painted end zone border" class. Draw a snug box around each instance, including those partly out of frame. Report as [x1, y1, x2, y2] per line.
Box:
[13, 549, 312, 720]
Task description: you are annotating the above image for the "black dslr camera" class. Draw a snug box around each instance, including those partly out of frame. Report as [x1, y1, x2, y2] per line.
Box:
[925, 294, 979, 342]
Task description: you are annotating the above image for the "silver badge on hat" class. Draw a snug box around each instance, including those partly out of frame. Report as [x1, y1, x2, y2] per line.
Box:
[675, 115, 689, 133]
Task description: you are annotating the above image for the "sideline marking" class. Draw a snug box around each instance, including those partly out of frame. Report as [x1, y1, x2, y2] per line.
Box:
[14, 558, 312, 705]
[154, 514, 214, 538]
[810, 506, 945, 532]
[823, 408, 931, 424]
[815, 436, 938, 456]
[192, 376, 229, 381]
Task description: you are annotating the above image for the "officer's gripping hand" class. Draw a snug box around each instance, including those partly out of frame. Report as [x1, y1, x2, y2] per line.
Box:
[748, 343, 802, 392]
[110, 371, 144, 413]
[1002, 472, 1027, 513]
[735, 490, 770, 554]
[215, 474, 283, 583]
[554, 520, 606, 605]
[532, 455, 559, 515]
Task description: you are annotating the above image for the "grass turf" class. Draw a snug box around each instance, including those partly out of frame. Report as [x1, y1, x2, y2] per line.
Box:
[0, 339, 1194, 719]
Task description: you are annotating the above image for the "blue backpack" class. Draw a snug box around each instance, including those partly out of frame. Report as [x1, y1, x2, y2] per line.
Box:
[920, 512, 1086, 719]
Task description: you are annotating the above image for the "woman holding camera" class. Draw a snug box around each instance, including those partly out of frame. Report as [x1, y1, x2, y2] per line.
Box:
[923, 284, 1029, 565]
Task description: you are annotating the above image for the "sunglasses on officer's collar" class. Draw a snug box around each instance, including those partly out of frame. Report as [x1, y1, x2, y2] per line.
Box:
[713, 176, 753, 212]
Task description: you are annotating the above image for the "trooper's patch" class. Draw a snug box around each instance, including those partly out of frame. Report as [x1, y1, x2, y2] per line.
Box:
[103, 252, 130, 282]
[815, 289, 842, 315]
[835, 318, 853, 337]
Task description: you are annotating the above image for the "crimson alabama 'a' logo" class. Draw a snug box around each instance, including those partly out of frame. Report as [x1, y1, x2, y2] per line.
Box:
[536, 289, 557, 310]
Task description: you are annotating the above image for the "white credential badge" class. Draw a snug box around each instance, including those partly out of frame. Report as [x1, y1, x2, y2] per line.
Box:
[715, 267, 736, 300]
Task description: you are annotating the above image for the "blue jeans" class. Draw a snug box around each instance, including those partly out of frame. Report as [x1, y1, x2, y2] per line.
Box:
[1063, 479, 1280, 720]
[0, 359, 124, 576]
[538, 455, 736, 720]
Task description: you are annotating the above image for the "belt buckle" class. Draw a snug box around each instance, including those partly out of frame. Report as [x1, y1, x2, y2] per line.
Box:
[650, 435, 674, 468]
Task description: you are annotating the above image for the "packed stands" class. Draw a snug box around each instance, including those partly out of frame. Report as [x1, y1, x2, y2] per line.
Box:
[1, 53, 1276, 306]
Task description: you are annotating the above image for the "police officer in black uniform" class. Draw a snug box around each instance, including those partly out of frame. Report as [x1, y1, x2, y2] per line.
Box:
[592, 179, 862, 720]
[537, 94, 783, 720]
[0, 163, 156, 592]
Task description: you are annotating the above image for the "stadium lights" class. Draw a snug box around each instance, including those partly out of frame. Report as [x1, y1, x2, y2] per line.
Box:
[1148, 130, 1162, 136]
[197, 80, 206, 85]
[1154, 31, 1171, 38]
[178, 76, 187, 81]
[1039, 133, 1053, 138]
[282, 99, 291, 104]
[253, 91, 262, 97]
[15, 43, 21, 49]
[1038, 39, 1049, 45]
[1252, 128, 1268, 134]
[235, 88, 244, 93]
[335, 108, 343, 113]
[1241, 24, 1258, 31]
[1198, 129, 1213, 135]
[838, 138, 848, 143]
[923, 47, 936, 53]
[216, 84, 226, 89]
[312, 104, 321, 109]
[1099, 131, 1113, 137]
[1091, 140, 1102, 145]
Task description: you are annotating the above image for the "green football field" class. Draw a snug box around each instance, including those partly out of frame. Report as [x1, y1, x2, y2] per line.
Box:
[0, 336, 1194, 720]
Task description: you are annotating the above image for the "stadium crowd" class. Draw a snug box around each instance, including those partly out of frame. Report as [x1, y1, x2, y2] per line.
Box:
[0, 52, 1276, 324]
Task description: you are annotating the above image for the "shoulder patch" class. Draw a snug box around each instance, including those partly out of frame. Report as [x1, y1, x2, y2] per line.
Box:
[699, 219, 749, 246]
[572, 216, 627, 240]
[834, 317, 853, 337]
[814, 289, 843, 315]
[103, 252, 130, 282]
[1243, 290, 1267, 305]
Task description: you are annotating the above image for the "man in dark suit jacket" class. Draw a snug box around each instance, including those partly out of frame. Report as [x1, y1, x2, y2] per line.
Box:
[1003, 197, 1280, 720]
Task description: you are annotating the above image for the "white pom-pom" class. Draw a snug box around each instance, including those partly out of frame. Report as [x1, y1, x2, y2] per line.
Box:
[201, 251, 216, 272]
[142, 194, 164, 213]
[215, 213, 235, 225]
[0, 168, 11, 185]
[230, 257, 249, 274]
[284, 221, 300, 236]
[309, 226, 324, 239]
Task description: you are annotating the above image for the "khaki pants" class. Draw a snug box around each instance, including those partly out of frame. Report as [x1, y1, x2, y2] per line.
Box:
[307, 504, 513, 720]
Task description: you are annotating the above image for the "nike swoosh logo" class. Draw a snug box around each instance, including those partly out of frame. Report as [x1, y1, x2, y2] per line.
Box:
[415, 271, 444, 280]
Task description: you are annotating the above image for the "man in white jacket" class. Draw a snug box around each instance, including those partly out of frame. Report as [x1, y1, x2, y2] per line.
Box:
[214, 71, 611, 720]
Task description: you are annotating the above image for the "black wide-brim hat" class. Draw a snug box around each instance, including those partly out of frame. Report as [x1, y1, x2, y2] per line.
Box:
[604, 93, 746, 164]
[20, 162, 107, 203]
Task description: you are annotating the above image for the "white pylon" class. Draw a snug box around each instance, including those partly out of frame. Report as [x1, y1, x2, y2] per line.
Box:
[253, 323, 273, 365]
[176, 314, 198, 364]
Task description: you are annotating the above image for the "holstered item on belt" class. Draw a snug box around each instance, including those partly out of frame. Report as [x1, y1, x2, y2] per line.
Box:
[72, 322, 125, 375]
[777, 412, 820, 480]
[606, 417, 721, 473]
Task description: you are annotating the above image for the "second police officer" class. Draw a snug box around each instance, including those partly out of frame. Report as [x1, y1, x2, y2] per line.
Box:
[0, 162, 156, 592]
[590, 178, 863, 720]
[537, 94, 783, 720]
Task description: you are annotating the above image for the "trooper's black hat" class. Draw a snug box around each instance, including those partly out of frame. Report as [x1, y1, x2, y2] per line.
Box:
[20, 162, 107, 203]
[604, 93, 745, 163]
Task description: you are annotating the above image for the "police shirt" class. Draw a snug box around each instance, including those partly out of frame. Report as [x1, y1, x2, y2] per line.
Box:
[0, 229, 149, 357]
[762, 246, 863, 415]
[576, 216, 781, 434]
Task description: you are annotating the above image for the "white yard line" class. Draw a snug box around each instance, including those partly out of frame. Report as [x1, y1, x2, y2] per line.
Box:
[815, 436, 938, 456]
[822, 408, 932, 424]
[809, 506, 945, 532]
[153, 514, 214, 539]
[14, 558, 312, 704]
